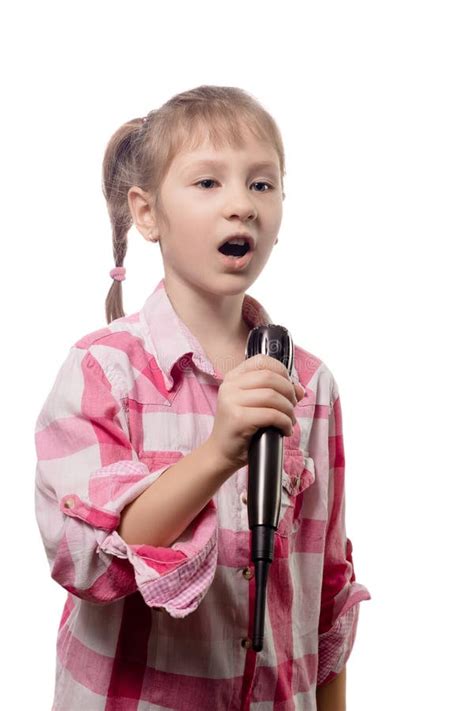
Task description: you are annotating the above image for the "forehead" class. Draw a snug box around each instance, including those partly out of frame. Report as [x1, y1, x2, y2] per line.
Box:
[171, 128, 279, 173]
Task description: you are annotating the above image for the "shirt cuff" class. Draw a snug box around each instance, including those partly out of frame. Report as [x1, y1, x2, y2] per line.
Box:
[98, 496, 218, 618]
[317, 584, 370, 686]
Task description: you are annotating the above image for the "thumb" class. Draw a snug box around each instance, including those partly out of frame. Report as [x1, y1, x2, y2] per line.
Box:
[241, 355, 305, 396]
[239, 354, 292, 380]
[294, 381, 305, 398]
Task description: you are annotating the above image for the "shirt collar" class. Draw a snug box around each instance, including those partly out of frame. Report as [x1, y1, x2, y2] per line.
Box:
[140, 277, 301, 392]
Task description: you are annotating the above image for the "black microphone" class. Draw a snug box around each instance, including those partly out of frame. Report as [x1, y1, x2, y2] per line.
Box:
[244, 324, 294, 652]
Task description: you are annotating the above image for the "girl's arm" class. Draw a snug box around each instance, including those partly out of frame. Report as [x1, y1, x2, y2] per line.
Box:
[316, 666, 346, 711]
[118, 437, 233, 547]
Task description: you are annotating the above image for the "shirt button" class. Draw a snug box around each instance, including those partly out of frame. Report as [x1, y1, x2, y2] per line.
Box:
[242, 566, 253, 581]
[241, 637, 252, 649]
[241, 491, 248, 505]
[63, 497, 75, 509]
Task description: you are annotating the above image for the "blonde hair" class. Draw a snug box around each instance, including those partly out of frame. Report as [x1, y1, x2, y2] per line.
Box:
[102, 84, 286, 324]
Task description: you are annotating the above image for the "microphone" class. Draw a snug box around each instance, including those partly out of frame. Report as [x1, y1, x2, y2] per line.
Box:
[244, 324, 294, 652]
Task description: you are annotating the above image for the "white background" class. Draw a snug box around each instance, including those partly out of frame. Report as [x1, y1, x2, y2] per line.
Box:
[1, 1, 473, 708]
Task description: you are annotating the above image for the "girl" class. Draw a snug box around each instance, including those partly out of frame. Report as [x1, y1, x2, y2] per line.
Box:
[34, 85, 371, 710]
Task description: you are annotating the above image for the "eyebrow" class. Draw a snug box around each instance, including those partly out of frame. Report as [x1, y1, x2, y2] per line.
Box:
[181, 159, 279, 174]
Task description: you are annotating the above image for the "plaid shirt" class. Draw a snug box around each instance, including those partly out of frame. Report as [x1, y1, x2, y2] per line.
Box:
[34, 277, 371, 710]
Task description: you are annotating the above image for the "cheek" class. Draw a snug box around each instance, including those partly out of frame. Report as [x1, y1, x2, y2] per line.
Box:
[171, 191, 212, 227]
[161, 222, 208, 263]
[173, 204, 216, 249]
[268, 202, 283, 229]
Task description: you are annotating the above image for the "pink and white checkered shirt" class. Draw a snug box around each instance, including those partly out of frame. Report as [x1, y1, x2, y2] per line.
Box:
[34, 277, 371, 710]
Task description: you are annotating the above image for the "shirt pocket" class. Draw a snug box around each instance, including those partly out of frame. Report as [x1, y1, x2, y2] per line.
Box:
[131, 363, 184, 407]
[277, 443, 316, 538]
[129, 380, 188, 456]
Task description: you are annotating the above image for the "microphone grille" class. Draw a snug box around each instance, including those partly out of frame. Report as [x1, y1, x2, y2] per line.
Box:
[245, 324, 294, 374]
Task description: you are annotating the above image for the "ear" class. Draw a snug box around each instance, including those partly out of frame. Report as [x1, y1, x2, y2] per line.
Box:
[128, 185, 158, 240]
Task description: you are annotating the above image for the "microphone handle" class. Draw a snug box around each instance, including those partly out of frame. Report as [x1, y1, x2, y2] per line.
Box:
[248, 427, 284, 531]
[248, 426, 285, 651]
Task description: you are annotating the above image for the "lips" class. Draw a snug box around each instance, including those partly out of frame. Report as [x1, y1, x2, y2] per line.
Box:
[217, 233, 255, 251]
[217, 246, 254, 270]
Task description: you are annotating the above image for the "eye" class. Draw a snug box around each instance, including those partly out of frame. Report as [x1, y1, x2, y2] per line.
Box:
[195, 179, 274, 192]
[253, 181, 272, 192]
[196, 179, 217, 189]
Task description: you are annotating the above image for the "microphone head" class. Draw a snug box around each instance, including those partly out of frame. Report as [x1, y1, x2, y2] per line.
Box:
[245, 324, 294, 375]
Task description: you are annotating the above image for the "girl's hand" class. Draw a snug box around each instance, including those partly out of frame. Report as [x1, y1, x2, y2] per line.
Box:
[207, 354, 305, 475]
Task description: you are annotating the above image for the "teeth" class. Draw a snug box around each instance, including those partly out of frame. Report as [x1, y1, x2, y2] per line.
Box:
[227, 237, 247, 246]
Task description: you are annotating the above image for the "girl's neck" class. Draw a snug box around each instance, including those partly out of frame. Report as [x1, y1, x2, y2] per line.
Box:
[163, 274, 251, 353]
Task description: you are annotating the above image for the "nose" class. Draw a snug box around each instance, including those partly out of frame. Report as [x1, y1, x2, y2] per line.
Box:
[225, 184, 257, 221]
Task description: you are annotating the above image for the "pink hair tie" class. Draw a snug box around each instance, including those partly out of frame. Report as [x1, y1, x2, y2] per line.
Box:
[110, 266, 126, 282]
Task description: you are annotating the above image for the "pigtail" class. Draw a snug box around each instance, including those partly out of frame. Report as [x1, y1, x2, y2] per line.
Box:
[102, 118, 145, 324]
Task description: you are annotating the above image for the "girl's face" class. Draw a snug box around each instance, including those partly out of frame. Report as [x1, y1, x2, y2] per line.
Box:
[151, 128, 283, 295]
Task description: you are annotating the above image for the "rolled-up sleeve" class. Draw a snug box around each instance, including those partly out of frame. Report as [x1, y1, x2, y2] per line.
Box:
[317, 379, 371, 687]
[34, 346, 217, 618]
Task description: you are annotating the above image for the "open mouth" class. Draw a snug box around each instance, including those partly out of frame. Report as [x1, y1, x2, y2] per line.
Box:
[218, 241, 251, 258]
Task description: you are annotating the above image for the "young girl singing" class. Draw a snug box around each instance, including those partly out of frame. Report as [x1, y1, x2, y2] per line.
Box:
[34, 84, 371, 710]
